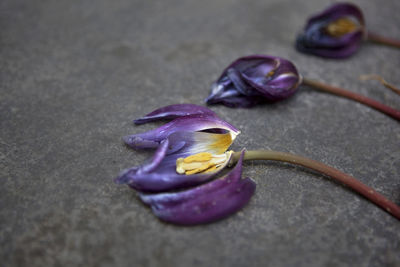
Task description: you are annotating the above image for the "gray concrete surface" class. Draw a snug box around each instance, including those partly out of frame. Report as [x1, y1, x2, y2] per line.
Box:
[1, 0, 399, 266]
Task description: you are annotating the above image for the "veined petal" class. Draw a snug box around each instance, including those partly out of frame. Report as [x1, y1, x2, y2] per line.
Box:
[116, 131, 235, 192]
[124, 114, 240, 149]
[134, 104, 216, 125]
[139, 151, 256, 225]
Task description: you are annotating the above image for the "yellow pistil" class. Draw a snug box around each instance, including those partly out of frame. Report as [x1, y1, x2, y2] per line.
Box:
[325, 17, 359, 37]
[176, 152, 230, 175]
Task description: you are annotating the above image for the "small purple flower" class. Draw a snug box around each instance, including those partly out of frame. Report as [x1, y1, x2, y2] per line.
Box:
[115, 104, 255, 225]
[205, 55, 302, 108]
[296, 2, 365, 58]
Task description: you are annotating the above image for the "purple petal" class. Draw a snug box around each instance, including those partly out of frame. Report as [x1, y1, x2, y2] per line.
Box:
[296, 32, 363, 59]
[306, 3, 364, 28]
[207, 94, 266, 108]
[140, 151, 256, 225]
[216, 55, 278, 82]
[140, 150, 245, 207]
[124, 114, 239, 149]
[116, 131, 235, 192]
[205, 83, 241, 104]
[226, 68, 260, 96]
[114, 139, 170, 184]
[134, 104, 216, 125]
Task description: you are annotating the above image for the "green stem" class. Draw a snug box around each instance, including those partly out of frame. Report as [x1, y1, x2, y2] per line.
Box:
[230, 150, 400, 220]
[302, 78, 400, 121]
[367, 31, 400, 49]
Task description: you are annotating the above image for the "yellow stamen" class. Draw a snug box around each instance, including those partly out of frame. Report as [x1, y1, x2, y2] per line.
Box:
[185, 163, 215, 175]
[176, 152, 230, 175]
[183, 152, 212, 163]
[325, 18, 358, 37]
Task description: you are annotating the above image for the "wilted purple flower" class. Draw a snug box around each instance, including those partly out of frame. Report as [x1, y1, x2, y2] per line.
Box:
[205, 55, 302, 108]
[115, 104, 255, 225]
[115, 105, 400, 224]
[296, 2, 365, 58]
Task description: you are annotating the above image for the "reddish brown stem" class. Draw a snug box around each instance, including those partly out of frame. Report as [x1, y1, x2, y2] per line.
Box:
[367, 31, 400, 49]
[231, 150, 400, 220]
[302, 78, 400, 121]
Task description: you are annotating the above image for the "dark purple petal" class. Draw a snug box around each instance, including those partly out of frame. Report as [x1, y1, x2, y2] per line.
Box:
[206, 55, 301, 107]
[301, 22, 363, 48]
[295, 3, 365, 58]
[296, 32, 363, 58]
[207, 94, 266, 108]
[128, 171, 219, 193]
[226, 68, 262, 96]
[124, 114, 239, 149]
[306, 2, 364, 28]
[140, 150, 245, 207]
[134, 104, 216, 125]
[216, 55, 278, 82]
[140, 151, 256, 225]
[116, 131, 235, 192]
[114, 139, 170, 184]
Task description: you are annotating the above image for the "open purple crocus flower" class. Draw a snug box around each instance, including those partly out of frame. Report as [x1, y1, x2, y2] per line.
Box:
[205, 55, 302, 107]
[295, 2, 365, 58]
[115, 104, 255, 225]
[115, 104, 400, 224]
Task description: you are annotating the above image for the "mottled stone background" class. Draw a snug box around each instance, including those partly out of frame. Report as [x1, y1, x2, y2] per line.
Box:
[1, 0, 399, 266]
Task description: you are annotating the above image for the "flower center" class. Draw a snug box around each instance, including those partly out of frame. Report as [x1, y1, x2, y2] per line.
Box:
[176, 152, 229, 175]
[325, 18, 359, 37]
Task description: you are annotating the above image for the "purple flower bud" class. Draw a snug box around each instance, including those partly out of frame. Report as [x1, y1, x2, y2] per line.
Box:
[205, 55, 302, 108]
[296, 2, 365, 58]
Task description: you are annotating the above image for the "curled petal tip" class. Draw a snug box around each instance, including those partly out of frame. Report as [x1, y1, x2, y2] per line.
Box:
[114, 167, 137, 184]
[123, 135, 159, 149]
